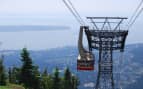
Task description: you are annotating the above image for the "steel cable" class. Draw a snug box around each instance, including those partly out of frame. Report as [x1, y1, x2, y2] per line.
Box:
[63, 0, 85, 25]
[127, 0, 143, 30]
[67, 0, 85, 25]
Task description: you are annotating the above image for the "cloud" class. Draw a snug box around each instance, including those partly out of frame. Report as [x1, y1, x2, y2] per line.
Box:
[0, 25, 70, 32]
[0, 0, 141, 26]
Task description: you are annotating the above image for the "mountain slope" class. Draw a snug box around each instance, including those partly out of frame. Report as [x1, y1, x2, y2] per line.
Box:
[2, 43, 143, 89]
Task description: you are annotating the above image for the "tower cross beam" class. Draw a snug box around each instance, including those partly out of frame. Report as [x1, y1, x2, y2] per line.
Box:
[87, 17, 127, 31]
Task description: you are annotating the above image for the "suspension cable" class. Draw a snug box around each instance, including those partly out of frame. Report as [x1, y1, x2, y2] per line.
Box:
[67, 0, 86, 25]
[63, 0, 83, 25]
[128, 8, 143, 30]
[127, 0, 143, 30]
[128, 0, 143, 25]
[63, 0, 85, 26]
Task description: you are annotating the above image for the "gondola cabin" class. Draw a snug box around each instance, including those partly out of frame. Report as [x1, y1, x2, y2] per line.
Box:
[77, 26, 95, 71]
[77, 53, 95, 71]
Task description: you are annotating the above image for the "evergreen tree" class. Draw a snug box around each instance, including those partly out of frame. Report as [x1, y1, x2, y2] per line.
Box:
[9, 66, 21, 84]
[63, 67, 79, 89]
[41, 68, 52, 89]
[46, 75, 53, 89]
[41, 67, 47, 89]
[31, 65, 42, 89]
[42, 67, 48, 76]
[63, 67, 72, 89]
[13, 67, 21, 84]
[0, 58, 7, 86]
[8, 67, 12, 83]
[52, 67, 61, 89]
[20, 48, 33, 89]
[19, 48, 41, 89]
[41, 75, 53, 89]
[71, 75, 79, 89]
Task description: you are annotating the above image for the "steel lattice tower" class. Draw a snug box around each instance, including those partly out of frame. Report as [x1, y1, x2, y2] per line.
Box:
[85, 17, 128, 89]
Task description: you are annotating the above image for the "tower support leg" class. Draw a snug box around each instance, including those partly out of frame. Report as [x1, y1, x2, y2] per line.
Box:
[95, 49, 114, 89]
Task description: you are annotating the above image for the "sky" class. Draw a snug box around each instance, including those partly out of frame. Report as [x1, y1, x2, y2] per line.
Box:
[0, 0, 142, 50]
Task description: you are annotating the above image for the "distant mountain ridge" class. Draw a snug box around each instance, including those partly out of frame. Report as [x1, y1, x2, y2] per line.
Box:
[2, 43, 143, 89]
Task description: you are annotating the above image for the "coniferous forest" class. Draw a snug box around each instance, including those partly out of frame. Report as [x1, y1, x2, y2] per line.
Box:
[0, 48, 79, 89]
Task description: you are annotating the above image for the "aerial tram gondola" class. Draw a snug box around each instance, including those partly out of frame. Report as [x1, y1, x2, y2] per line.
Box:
[63, 0, 95, 71]
[77, 26, 95, 71]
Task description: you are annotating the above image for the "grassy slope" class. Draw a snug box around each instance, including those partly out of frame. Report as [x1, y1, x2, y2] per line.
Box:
[0, 84, 24, 89]
[0, 86, 9, 89]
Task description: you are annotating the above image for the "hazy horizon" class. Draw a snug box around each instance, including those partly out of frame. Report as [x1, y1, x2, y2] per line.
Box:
[0, 0, 142, 50]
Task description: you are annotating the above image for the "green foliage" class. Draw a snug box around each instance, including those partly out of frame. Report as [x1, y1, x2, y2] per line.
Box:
[0, 86, 9, 89]
[63, 67, 72, 89]
[8, 67, 12, 84]
[0, 84, 25, 89]
[41, 67, 53, 89]
[0, 57, 7, 86]
[63, 67, 79, 89]
[42, 67, 48, 76]
[31, 66, 42, 89]
[8, 67, 21, 84]
[52, 67, 61, 89]
[19, 48, 33, 89]
[19, 48, 41, 89]
[71, 75, 79, 89]
[1, 48, 80, 89]
[41, 67, 79, 89]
